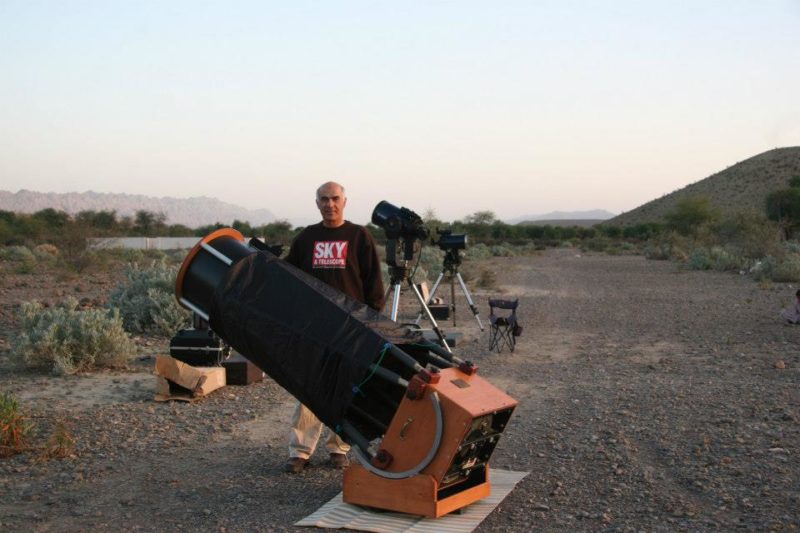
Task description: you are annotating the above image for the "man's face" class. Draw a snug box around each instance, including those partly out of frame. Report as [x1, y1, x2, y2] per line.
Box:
[316, 184, 347, 227]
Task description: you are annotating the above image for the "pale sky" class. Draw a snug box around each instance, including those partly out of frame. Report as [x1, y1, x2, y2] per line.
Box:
[1, 1, 799, 225]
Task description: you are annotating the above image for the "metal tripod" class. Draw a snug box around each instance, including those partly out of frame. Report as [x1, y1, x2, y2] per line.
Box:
[382, 239, 453, 354]
[415, 248, 484, 330]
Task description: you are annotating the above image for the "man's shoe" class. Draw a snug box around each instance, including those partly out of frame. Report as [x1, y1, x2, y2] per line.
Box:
[285, 457, 308, 474]
[329, 453, 349, 469]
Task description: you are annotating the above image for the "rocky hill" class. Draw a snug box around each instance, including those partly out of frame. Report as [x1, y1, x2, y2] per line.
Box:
[518, 219, 605, 227]
[0, 190, 275, 227]
[605, 147, 800, 226]
[508, 209, 615, 225]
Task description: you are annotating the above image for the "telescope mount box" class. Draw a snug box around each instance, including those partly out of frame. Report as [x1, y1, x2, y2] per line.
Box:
[343, 367, 516, 517]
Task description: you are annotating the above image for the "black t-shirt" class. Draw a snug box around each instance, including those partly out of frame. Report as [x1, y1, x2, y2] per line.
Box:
[285, 221, 385, 311]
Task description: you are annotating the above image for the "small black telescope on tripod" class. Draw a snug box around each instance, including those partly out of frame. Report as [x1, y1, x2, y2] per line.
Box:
[416, 229, 484, 330]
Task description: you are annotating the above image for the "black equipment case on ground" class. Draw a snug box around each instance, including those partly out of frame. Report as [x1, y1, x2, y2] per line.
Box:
[169, 329, 230, 366]
[428, 303, 450, 320]
[222, 352, 264, 385]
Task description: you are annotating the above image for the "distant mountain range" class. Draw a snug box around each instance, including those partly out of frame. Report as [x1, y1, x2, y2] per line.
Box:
[507, 209, 616, 225]
[605, 147, 800, 226]
[0, 190, 276, 227]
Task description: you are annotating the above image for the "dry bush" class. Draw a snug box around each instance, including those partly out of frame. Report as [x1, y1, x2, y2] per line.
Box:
[477, 268, 497, 289]
[38, 421, 76, 461]
[0, 392, 33, 457]
[33, 243, 59, 259]
[769, 254, 800, 282]
[13, 298, 136, 375]
[107, 260, 191, 335]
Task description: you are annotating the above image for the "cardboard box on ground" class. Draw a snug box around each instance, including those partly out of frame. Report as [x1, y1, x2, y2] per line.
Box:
[154, 353, 266, 402]
[153, 355, 227, 402]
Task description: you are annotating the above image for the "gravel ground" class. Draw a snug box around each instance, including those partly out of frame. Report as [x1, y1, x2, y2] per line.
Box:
[1, 249, 798, 532]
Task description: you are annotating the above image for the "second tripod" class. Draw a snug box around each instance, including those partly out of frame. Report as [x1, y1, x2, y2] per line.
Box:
[415, 247, 484, 330]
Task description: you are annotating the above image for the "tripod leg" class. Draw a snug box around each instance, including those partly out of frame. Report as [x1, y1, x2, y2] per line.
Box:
[390, 283, 402, 322]
[456, 272, 484, 331]
[414, 271, 445, 325]
[408, 280, 453, 353]
[450, 275, 457, 327]
[381, 284, 393, 314]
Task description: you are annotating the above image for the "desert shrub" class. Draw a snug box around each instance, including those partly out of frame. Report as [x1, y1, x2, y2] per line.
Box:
[489, 243, 516, 257]
[750, 256, 777, 281]
[477, 268, 497, 288]
[643, 242, 671, 260]
[685, 244, 747, 271]
[783, 240, 800, 255]
[39, 421, 76, 461]
[13, 299, 136, 375]
[415, 246, 444, 285]
[768, 254, 800, 282]
[581, 237, 612, 253]
[559, 240, 574, 248]
[33, 243, 59, 260]
[464, 243, 492, 260]
[687, 248, 712, 270]
[0, 245, 38, 274]
[707, 246, 745, 271]
[120, 248, 146, 263]
[606, 242, 639, 255]
[646, 232, 691, 262]
[713, 212, 782, 261]
[516, 242, 541, 255]
[0, 392, 33, 457]
[141, 248, 168, 261]
[165, 248, 189, 263]
[107, 261, 191, 335]
[669, 243, 690, 262]
[0, 245, 35, 262]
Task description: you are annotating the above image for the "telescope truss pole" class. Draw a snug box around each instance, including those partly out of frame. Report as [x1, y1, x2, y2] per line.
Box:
[406, 279, 452, 353]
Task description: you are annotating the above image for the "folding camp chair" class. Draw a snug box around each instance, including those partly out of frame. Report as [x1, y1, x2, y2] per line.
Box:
[488, 298, 521, 353]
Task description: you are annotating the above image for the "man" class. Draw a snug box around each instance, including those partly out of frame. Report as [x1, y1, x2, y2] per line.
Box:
[283, 181, 385, 474]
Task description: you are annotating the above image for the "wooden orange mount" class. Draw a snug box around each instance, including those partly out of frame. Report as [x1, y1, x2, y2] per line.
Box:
[343, 367, 517, 517]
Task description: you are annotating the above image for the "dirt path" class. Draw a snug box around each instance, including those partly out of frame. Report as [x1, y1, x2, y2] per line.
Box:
[1, 249, 798, 531]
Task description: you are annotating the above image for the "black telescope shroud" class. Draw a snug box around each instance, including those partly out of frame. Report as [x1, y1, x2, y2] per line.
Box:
[176, 229, 428, 442]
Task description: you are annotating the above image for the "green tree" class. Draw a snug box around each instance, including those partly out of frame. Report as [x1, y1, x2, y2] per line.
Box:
[766, 188, 800, 239]
[260, 220, 295, 245]
[76, 210, 119, 232]
[465, 211, 497, 225]
[32, 208, 70, 229]
[133, 210, 166, 236]
[664, 197, 717, 236]
[231, 219, 255, 237]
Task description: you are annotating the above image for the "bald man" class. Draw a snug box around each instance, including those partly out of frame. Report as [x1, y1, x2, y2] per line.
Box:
[283, 181, 385, 473]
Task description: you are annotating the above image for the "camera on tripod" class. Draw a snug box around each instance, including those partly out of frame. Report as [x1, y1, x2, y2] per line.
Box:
[434, 229, 468, 251]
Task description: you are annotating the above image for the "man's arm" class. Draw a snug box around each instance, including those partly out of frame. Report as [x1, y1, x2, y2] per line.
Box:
[284, 231, 304, 269]
[359, 229, 385, 311]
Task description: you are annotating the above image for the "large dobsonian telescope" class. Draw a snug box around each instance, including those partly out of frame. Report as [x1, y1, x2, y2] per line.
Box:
[175, 227, 517, 517]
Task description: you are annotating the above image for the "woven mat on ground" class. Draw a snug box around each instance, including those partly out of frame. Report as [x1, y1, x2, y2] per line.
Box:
[296, 469, 529, 533]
